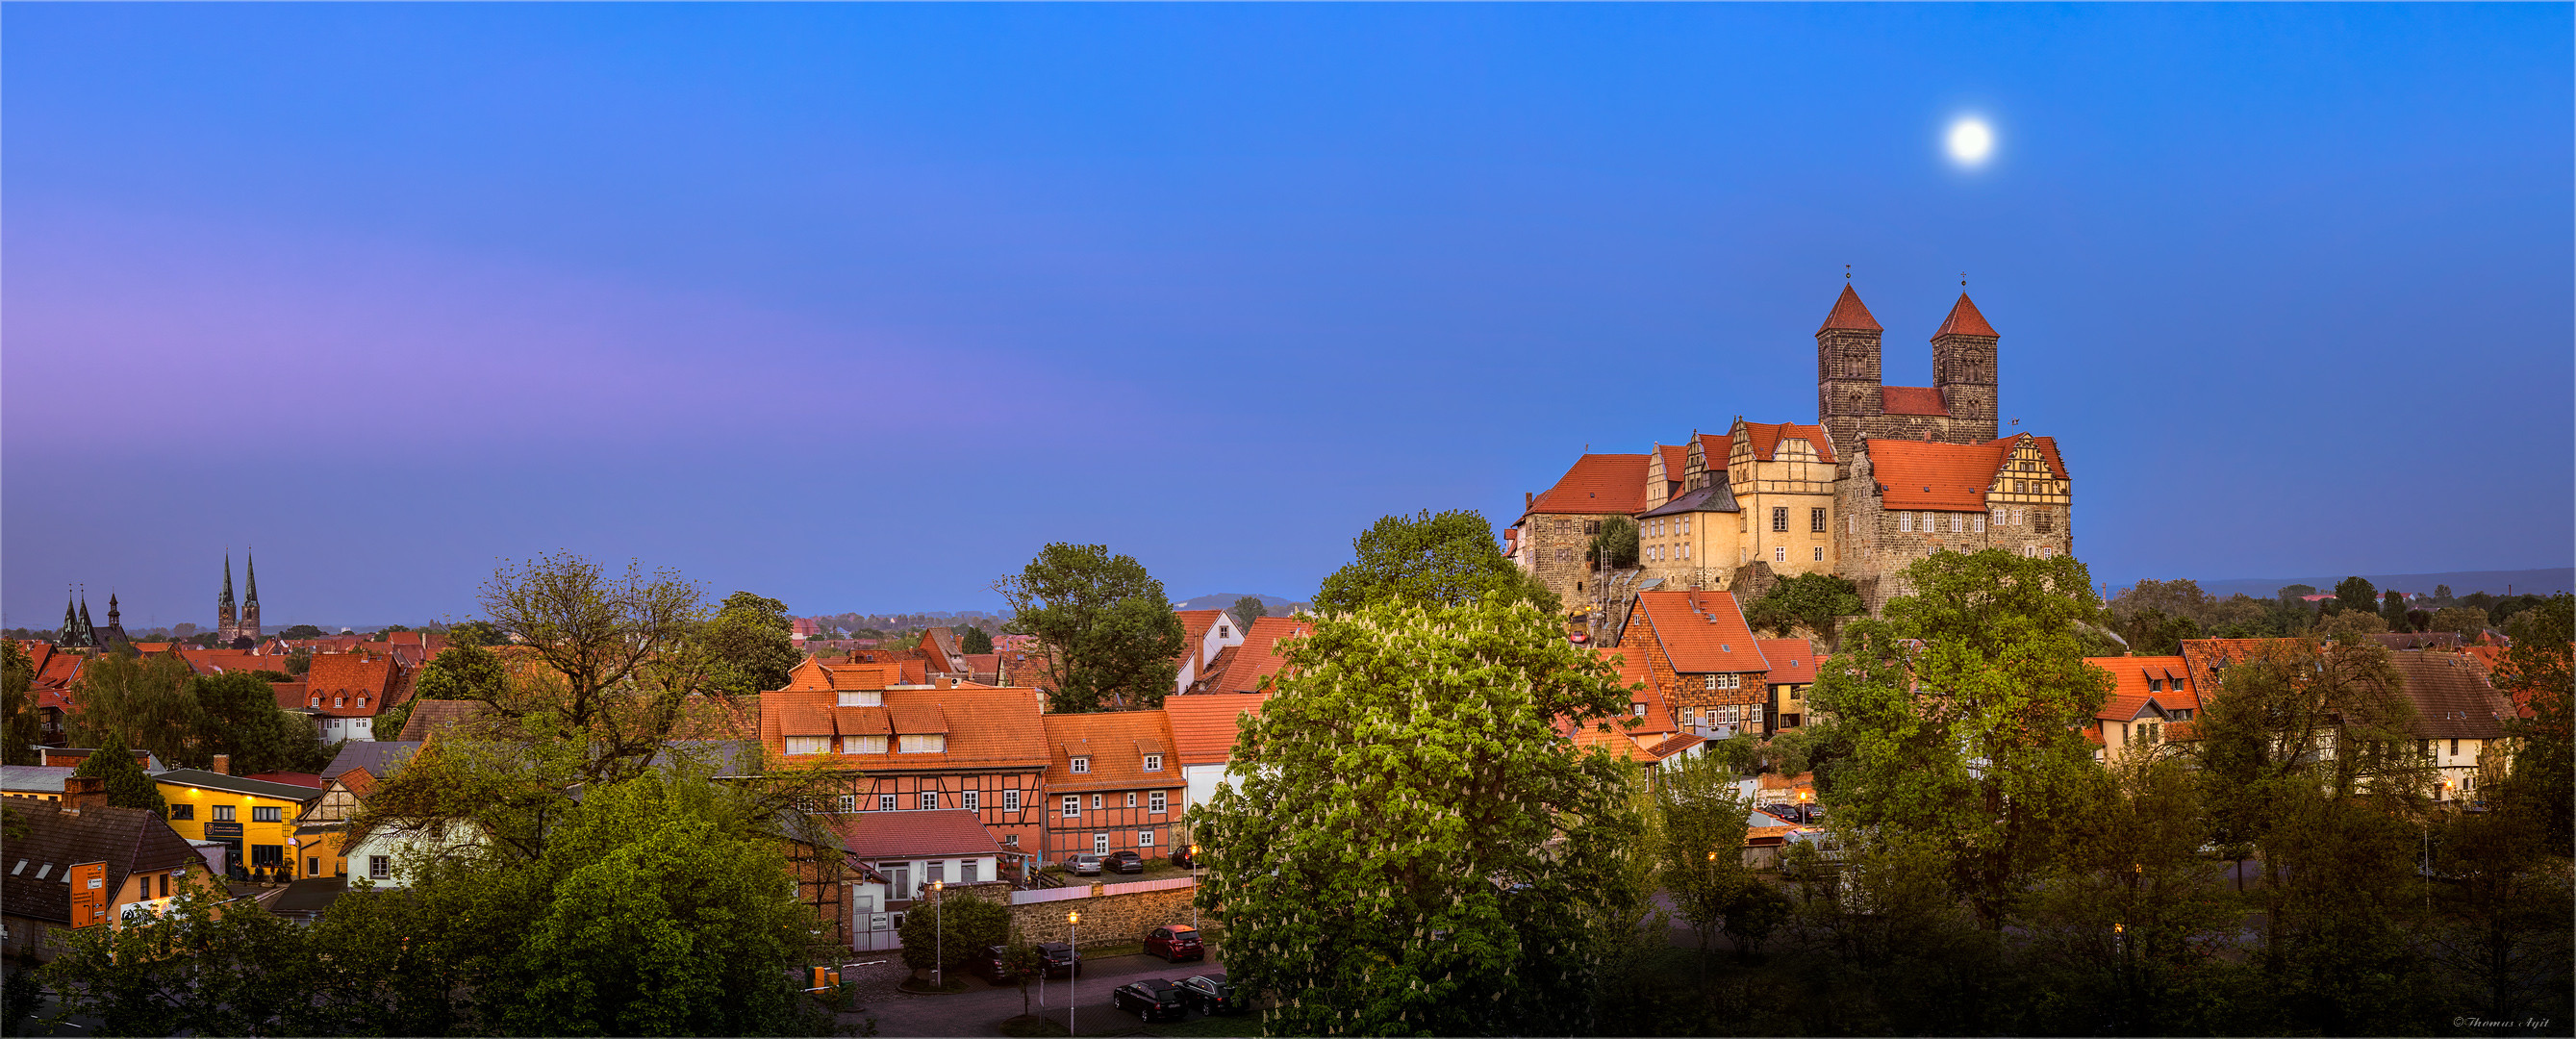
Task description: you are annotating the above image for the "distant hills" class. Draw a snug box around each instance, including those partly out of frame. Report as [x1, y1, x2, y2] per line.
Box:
[2132, 567, 2572, 600]
[1172, 593, 1307, 615]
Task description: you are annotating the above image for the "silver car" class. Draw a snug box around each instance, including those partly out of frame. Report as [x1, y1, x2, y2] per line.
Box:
[1065, 852, 1103, 876]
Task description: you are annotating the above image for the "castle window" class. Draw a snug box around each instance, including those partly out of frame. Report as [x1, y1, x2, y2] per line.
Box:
[1813, 546, 1825, 562]
[1973, 515, 1985, 533]
[1922, 512, 1936, 535]
[1585, 520, 1601, 535]
[1680, 518, 1690, 535]
[2035, 510, 2056, 534]
[1900, 514, 1913, 533]
[1774, 546, 1786, 563]
[1810, 508, 1827, 533]
[2016, 480, 2028, 494]
[1950, 515, 1963, 534]
[1771, 508, 1789, 532]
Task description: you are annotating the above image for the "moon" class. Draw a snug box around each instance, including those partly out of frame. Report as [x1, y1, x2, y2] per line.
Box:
[1947, 118, 1994, 165]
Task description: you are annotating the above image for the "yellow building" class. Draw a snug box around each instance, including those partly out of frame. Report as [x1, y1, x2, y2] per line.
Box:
[153, 769, 319, 878]
[1726, 419, 1840, 578]
[1635, 433, 1742, 592]
[290, 771, 376, 878]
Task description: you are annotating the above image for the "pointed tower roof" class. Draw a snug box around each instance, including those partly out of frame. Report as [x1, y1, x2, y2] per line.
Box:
[1817, 284, 1882, 334]
[221, 554, 238, 608]
[244, 550, 259, 604]
[1932, 292, 1998, 339]
[62, 590, 79, 640]
[77, 594, 95, 646]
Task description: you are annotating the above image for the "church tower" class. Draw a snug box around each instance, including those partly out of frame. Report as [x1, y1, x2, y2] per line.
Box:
[59, 589, 79, 646]
[1815, 284, 1885, 453]
[75, 593, 97, 648]
[240, 551, 263, 642]
[218, 553, 240, 644]
[1932, 292, 2000, 443]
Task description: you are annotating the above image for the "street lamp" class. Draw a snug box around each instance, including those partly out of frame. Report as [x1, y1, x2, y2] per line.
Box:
[932, 880, 945, 989]
[1189, 844, 1201, 930]
[1067, 910, 1080, 1036]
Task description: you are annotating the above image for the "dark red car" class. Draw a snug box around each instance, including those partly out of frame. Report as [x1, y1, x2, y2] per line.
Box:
[1145, 925, 1204, 962]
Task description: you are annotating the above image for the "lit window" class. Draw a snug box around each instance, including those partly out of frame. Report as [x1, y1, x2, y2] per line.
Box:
[214, 806, 236, 823]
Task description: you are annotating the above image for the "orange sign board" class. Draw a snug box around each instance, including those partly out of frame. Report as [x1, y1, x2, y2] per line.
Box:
[68, 862, 108, 928]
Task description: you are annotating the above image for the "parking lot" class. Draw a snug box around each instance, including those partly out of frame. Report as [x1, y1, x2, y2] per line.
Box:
[844, 950, 1238, 1037]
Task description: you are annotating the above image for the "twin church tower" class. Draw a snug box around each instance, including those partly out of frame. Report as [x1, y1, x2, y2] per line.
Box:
[216, 551, 262, 645]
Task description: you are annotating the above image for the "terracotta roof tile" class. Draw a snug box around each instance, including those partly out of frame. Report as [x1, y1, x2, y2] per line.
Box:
[1593, 646, 1676, 736]
[1931, 292, 1998, 339]
[298, 654, 398, 717]
[395, 700, 487, 742]
[1865, 438, 2015, 510]
[1205, 617, 1312, 695]
[1629, 592, 1771, 673]
[1164, 693, 1266, 766]
[1042, 710, 1184, 794]
[1, 803, 203, 925]
[1742, 421, 1838, 464]
[1527, 454, 1653, 516]
[1756, 640, 1818, 684]
[1173, 611, 1224, 672]
[761, 687, 1048, 769]
[828, 809, 1006, 860]
[2084, 654, 2198, 722]
[1879, 386, 1951, 417]
[1655, 443, 1688, 485]
[2387, 650, 2516, 740]
[1817, 284, 1882, 333]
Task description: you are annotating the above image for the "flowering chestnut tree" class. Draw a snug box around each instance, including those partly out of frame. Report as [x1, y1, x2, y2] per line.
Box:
[1193, 596, 1642, 1037]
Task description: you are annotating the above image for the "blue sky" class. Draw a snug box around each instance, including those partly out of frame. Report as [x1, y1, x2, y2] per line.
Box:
[6, 4, 2569, 629]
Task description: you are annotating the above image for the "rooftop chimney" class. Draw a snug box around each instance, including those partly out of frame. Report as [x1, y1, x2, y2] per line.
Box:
[63, 775, 108, 815]
[212, 754, 231, 776]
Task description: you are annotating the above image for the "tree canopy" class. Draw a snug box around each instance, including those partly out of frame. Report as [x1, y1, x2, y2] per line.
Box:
[2332, 575, 2378, 617]
[1588, 516, 1639, 570]
[1195, 595, 1639, 1036]
[189, 671, 330, 775]
[1311, 508, 1558, 617]
[1, 641, 38, 766]
[70, 738, 165, 813]
[1228, 595, 1268, 633]
[468, 552, 718, 781]
[957, 626, 994, 654]
[66, 652, 199, 769]
[703, 592, 803, 697]
[1744, 572, 1865, 649]
[994, 543, 1185, 713]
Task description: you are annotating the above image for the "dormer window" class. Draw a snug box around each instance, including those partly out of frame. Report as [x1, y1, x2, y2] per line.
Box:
[335, 697, 344, 708]
[838, 691, 882, 707]
[1143, 754, 1162, 772]
[1071, 756, 1090, 773]
[897, 734, 946, 754]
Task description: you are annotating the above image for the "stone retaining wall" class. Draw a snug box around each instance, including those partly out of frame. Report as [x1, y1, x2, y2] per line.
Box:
[1007, 883, 1200, 951]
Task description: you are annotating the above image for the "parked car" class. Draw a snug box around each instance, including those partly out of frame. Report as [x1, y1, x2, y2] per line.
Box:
[1145, 925, 1204, 962]
[1112, 978, 1187, 1022]
[972, 945, 1030, 985]
[1168, 844, 1196, 870]
[1036, 942, 1081, 978]
[1065, 853, 1103, 876]
[1177, 974, 1243, 1015]
[1105, 849, 1146, 874]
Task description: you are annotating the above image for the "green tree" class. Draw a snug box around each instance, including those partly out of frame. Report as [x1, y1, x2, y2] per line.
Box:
[1654, 751, 1756, 975]
[2114, 606, 2202, 655]
[1311, 509, 1558, 616]
[1194, 596, 1638, 1036]
[446, 620, 508, 646]
[65, 652, 199, 769]
[2332, 575, 2378, 617]
[1744, 571, 1867, 649]
[2428, 606, 2489, 641]
[278, 623, 326, 640]
[472, 552, 715, 780]
[1, 641, 39, 766]
[1588, 516, 1640, 570]
[994, 544, 1185, 713]
[69, 738, 165, 813]
[415, 643, 510, 704]
[896, 893, 1010, 976]
[2494, 595, 2572, 848]
[1228, 595, 1268, 634]
[1806, 548, 2115, 927]
[2380, 589, 2409, 629]
[958, 626, 994, 654]
[2108, 578, 2216, 626]
[41, 872, 316, 1037]
[703, 592, 803, 697]
[189, 671, 329, 775]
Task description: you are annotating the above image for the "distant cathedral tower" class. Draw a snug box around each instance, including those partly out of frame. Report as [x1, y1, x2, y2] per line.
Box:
[240, 551, 262, 644]
[1815, 283, 1886, 453]
[218, 553, 240, 644]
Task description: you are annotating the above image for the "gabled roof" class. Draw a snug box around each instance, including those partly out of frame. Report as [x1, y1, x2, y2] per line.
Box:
[1527, 454, 1653, 516]
[1932, 292, 1998, 339]
[396, 700, 487, 742]
[1204, 617, 1312, 696]
[300, 654, 399, 717]
[1756, 640, 1819, 685]
[1817, 284, 1882, 333]
[1628, 592, 1771, 673]
[153, 769, 322, 803]
[1637, 480, 1740, 519]
[831, 809, 1007, 861]
[2085, 654, 2198, 722]
[1593, 646, 1677, 738]
[1173, 611, 1225, 672]
[1163, 694, 1267, 766]
[1865, 437, 2015, 511]
[1879, 386, 1951, 417]
[1741, 421, 1837, 464]
[1654, 443, 1688, 485]
[1, 803, 204, 925]
[1041, 710, 1182, 793]
[760, 686, 1049, 770]
[2387, 650, 2515, 741]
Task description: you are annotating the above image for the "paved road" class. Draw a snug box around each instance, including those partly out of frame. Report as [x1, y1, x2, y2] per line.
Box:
[848, 951, 1230, 1037]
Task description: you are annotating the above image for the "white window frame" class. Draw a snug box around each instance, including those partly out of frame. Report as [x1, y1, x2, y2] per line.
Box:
[846, 735, 888, 754]
[1070, 756, 1090, 774]
[897, 734, 947, 754]
[368, 855, 390, 880]
[837, 690, 883, 707]
[838, 794, 857, 813]
[1125, 793, 1138, 808]
[1149, 791, 1167, 814]
[919, 791, 940, 811]
[1774, 546, 1786, 563]
[1062, 796, 1080, 818]
[879, 794, 898, 812]
[1002, 789, 1021, 813]
[1951, 515, 1964, 534]
[1091, 794, 1103, 810]
[1973, 515, 1986, 533]
[1140, 828, 1156, 848]
[1094, 833, 1111, 854]
[1812, 546, 1825, 562]
[962, 790, 979, 812]
[1143, 754, 1162, 773]
[784, 736, 831, 756]
[1899, 514, 1912, 533]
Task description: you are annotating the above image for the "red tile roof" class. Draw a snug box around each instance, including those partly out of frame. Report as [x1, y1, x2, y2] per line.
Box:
[298, 654, 398, 717]
[1756, 640, 1819, 684]
[1527, 454, 1652, 516]
[1041, 710, 1183, 794]
[829, 809, 1007, 860]
[1173, 611, 1224, 672]
[1817, 284, 1882, 333]
[1741, 421, 1837, 464]
[1163, 693, 1267, 766]
[334, 769, 379, 800]
[763, 685, 1049, 769]
[1932, 292, 1998, 339]
[1593, 646, 1677, 737]
[2387, 650, 2516, 740]
[1655, 443, 1688, 483]
[1879, 386, 1951, 417]
[1865, 438, 2015, 510]
[2084, 654, 2199, 722]
[1629, 591, 1772, 673]
[1204, 617, 1311, 695]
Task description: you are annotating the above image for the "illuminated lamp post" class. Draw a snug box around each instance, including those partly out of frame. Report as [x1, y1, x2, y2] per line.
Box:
[1190, 844, 1201, 930]
[931, 879, 946, 989]
[1067, 910, 1080, 1035]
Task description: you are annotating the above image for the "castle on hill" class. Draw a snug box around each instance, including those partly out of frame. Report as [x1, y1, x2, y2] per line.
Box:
[1507, 282, 2075, 624]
